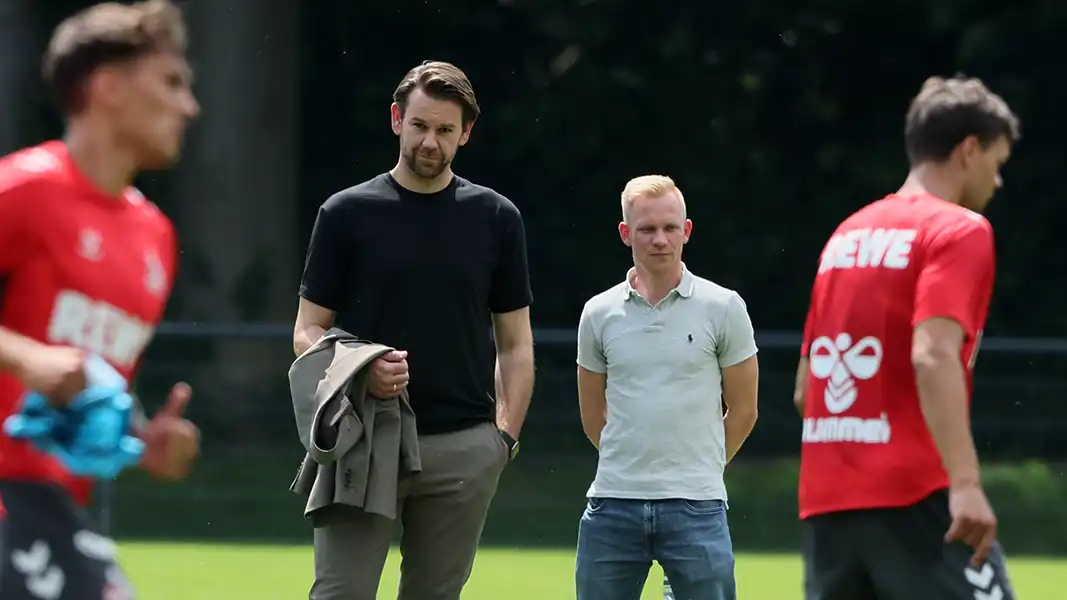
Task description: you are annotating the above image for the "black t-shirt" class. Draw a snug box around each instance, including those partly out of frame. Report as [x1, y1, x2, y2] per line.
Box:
[298, 173, 533, 434]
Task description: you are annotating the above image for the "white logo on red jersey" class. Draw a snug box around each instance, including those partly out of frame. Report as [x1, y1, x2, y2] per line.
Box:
[803, 333, 891, 445]
[810, 333, 882, 414]
[818, 228, 917, 274]
[78, 228, 104, 262]
[46, 290, 155, 369]
[143, 250, 166, 296]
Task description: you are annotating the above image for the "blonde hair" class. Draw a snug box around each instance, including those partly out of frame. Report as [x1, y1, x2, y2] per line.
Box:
[620, 175, 686, 223]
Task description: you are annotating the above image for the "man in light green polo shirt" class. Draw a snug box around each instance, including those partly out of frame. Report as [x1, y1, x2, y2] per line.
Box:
[574, 175, 760, 600]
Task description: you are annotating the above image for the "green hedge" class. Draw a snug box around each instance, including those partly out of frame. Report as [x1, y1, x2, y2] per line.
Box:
[720, 459, 1067, 555]
[108, 455, 1067, 555]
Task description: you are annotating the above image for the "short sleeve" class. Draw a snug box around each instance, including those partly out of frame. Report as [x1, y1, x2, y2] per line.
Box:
[488, 200, 533, 314]
[576, 302, 607, 373]
[298, 200, 348, 311]
[912, 219, 995, 340]
[716, 293, 759, 367]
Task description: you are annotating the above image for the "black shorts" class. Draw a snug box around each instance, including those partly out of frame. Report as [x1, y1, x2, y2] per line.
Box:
[0, 480, 134, 600]
[802, 489, 1016, 600]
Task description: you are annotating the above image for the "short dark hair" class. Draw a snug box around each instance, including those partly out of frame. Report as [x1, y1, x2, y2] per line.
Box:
[43, 0, 187, 115]
[393, 60, 480, 126]
[904, 75, 1021, 165]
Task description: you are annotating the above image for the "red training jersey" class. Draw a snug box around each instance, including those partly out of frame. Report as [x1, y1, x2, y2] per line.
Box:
[798, 193, 995, 519]
[0, 141, 177, 506]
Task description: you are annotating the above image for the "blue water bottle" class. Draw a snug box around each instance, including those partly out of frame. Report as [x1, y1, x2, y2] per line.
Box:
[663, 575, 675, 600]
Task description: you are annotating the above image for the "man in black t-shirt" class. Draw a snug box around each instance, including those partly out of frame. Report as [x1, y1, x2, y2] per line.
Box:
[293, 60, 535, 600]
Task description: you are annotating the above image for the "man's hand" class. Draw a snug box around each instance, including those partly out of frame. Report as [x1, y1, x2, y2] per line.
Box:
[138, 382, 200, 481]
[14, 344, 87, 407]
[945, 482, 998, 566]
[368, 350, 409, 398]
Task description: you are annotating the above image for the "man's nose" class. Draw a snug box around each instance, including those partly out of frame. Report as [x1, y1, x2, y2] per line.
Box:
[184, 92, 200, 119]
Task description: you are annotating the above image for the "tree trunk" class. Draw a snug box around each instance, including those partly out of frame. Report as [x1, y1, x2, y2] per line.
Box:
[170, 0, 301, 441]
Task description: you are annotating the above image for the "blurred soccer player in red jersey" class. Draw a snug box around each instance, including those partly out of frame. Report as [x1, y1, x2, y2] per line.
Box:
[0, 1, 200, 598]
[794, 75, 1021, 600]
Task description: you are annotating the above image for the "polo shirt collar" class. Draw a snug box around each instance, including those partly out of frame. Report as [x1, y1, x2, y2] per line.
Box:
[623, 263, 695, 300]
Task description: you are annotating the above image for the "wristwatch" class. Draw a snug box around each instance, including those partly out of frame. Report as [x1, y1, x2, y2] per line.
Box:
[499, 429, 520, 461]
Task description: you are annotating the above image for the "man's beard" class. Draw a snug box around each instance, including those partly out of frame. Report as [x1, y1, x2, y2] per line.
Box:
[403, 149, 450, 179]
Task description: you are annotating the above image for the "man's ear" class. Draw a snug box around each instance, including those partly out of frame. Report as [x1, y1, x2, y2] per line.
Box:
[87, 65, 126, 109]
[459, 121, 475, 147]
[958, 135, 982, 169]
[390, 103, 403, 136]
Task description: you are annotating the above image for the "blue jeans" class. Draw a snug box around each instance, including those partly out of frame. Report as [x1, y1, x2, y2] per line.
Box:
[575, 497, 736, 600]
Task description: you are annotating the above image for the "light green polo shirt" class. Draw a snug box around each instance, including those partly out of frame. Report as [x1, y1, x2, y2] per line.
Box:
[576, 265, 758, 501]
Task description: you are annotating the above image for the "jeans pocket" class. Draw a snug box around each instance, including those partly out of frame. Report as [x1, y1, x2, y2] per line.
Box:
[682, 499, 726, 515]
[586, 497, 608, 514]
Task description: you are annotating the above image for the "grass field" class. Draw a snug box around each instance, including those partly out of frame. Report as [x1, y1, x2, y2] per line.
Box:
[121, 542, 1062, 599]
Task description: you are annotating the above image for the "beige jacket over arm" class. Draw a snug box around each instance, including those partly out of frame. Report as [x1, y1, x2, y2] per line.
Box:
[289, 327, 421, 527]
